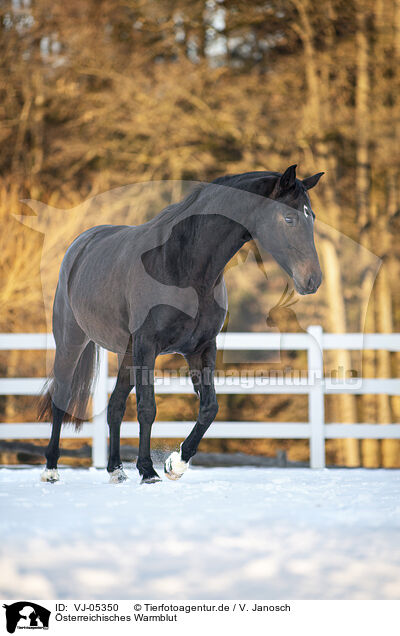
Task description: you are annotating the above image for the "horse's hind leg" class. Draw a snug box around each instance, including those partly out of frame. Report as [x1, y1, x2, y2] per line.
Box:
[41, 402, 65, 482]
[107, 344, 134, 483]
[41, 297, 90, 482]
[41, 340, 89, 482]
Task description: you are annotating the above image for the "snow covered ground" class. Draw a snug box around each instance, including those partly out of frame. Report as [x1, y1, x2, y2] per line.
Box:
[0, 466, 399, 600]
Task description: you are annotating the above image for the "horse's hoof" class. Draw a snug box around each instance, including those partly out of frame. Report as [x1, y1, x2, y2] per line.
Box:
[40, 468, 60, 483]
[164, 450, 188, 481]
[109, 467, 129, 484]
[141, 474, 162, 484]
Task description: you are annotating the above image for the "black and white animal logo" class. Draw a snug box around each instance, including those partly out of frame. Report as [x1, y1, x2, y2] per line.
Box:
[2, 602, 50, 633]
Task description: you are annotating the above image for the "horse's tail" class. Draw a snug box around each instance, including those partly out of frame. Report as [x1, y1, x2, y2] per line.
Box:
[38, 341, 99, 430]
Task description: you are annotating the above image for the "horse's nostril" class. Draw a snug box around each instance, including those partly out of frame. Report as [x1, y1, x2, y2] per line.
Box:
[307, 276, 315, 291]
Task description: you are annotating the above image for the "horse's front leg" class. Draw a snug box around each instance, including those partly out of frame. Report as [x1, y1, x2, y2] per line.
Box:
[134, 335, 160, 484]
[165, 339, 218, 480]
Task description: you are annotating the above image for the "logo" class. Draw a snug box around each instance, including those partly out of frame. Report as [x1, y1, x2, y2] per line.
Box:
[2, 602, 50, 634]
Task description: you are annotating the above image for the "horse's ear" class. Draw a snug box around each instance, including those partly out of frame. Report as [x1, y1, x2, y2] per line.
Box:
[302, 172, 324, 190]
[273, 164, 297, 195]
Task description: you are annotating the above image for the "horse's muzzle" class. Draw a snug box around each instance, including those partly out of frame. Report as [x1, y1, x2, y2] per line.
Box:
[293, 271, 322, 295]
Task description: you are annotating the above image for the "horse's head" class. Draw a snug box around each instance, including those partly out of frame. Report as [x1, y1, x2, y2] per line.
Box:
[256, 164, 323, 294]
[217, 165, 323, 295]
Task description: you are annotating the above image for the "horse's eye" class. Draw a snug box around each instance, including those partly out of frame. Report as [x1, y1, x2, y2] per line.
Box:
[284, 212, 297, 225]
[303, 205, 310, 218]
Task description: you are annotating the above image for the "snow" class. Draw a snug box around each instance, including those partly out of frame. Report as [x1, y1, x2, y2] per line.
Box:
[1, 466, 400, 600]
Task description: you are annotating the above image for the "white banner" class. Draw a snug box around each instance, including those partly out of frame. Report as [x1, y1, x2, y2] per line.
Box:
[1, 599, 398, 636]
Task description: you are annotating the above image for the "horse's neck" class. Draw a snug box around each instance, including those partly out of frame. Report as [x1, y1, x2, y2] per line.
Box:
[143, 212, 250, 292]
[188, 214, 250, 289]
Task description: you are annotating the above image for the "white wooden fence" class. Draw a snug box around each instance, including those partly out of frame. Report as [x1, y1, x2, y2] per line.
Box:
[0, 327, 400, 468]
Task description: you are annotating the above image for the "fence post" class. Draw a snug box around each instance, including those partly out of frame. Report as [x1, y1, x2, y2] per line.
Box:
[92, 347, 108, 468]
[307, 325, 325, 468]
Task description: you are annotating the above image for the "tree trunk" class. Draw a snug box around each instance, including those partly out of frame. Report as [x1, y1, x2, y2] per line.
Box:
[320, 238, 360, 466]
[355, 2, 370, 229]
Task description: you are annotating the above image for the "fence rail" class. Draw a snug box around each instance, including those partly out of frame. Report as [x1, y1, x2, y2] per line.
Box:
[1, 328, 400, 468]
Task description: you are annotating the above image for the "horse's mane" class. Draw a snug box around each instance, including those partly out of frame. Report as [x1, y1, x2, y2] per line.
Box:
[213, 171, 305, 199]
[147, 169, 305, 229]
[147, 184, 208, 228]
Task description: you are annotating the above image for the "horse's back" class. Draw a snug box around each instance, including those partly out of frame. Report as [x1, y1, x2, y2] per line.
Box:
[62, 224, 134, 266]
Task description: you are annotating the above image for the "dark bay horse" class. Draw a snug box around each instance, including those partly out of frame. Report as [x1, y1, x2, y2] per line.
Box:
[39, 164, 323, 484]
